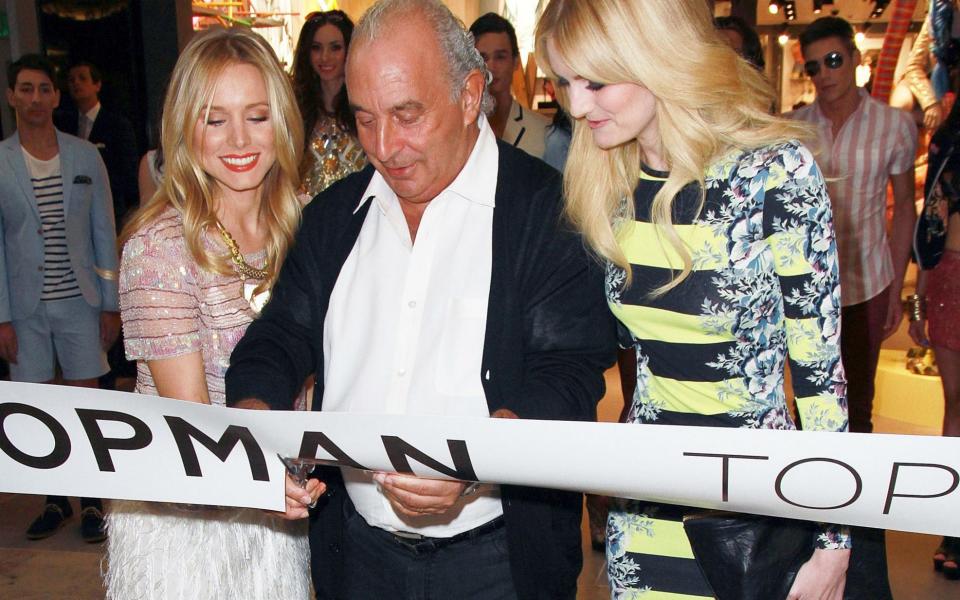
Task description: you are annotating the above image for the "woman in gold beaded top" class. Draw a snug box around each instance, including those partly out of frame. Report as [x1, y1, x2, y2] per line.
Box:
[292, 10, 367, 197]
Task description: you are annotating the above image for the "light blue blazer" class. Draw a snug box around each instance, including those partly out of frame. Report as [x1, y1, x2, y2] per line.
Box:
[0, 130, 119, 323]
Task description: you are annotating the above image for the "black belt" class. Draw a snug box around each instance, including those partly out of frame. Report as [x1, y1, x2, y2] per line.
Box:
[387, 516, 505, 554]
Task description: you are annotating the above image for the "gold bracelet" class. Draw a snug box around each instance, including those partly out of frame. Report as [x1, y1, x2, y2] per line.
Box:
[907, 293, 925, 322]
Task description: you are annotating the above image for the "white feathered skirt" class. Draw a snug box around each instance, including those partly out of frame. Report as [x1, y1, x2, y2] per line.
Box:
[104, 500, 310, 599]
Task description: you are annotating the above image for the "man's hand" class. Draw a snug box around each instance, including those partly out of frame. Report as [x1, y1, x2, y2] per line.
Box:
[0, 322, 18, 364]
[881, 292, 904, 340]
[369, 408, 514, 518]
[100, 311, 121, 350]
[374, 473, 467, 518]
[278, 473, 325, 520]
[787, 548, 849, 599]
[924, 102, 944, 131]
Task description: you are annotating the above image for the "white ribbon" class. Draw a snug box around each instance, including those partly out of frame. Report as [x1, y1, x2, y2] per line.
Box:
[1, 381, 957, 535]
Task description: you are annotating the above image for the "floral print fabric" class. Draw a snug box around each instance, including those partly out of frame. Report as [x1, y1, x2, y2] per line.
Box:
[606, 141, 850, 599]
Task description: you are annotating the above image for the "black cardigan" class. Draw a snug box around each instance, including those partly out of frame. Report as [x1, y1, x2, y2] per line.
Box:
[226, 141, 617, 599]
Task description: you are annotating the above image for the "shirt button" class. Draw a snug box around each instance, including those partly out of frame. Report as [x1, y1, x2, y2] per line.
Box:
[397, 368, 407, 377]
[37, 228, 43, 235]
[408, 300, 417, 308]
[37, 265, 43, 271]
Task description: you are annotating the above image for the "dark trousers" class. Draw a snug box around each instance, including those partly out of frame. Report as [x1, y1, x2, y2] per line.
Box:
[343, 506, 517, 600]
[846, 526, 893, 599]
[47, 495, 101, 512]
[840, 287, 890, 433]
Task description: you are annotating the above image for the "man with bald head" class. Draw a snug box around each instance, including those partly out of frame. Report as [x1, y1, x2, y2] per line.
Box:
[225, 1, 615, 598]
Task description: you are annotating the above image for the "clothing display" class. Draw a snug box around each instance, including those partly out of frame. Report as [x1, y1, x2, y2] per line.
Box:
[916, 124, 960, 269]
[105, 208, 309, 599]
[605, 142, 849, 599]
[299, 114, 366, 198]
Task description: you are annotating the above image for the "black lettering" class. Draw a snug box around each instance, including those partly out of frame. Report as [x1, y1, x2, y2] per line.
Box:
[0, 403, 71, 469]
[298, 431, 369, 470]
[775, 457, 862, 510]
[684, 452, 769, 501]
[164, 416, 269, 481]
[883, 462, 959, 514]
[382, 436, 478, 481]
[75, 408, 153, 472]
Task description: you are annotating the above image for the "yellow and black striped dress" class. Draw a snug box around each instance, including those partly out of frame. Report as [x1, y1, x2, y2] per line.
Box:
[605, 142, 850, 600]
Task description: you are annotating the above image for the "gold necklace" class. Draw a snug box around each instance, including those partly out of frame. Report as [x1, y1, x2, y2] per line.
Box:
[215, 221, 269, 280]
[215, 221, 271, 313]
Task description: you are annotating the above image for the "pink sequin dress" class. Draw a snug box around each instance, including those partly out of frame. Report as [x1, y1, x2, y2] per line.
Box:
[105, 208, 310, 599]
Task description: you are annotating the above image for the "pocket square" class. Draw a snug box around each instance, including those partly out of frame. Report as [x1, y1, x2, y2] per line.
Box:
[73, 175, 92, 184]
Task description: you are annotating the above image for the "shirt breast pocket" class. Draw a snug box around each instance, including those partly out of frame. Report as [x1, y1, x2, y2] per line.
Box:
[434, 297, 488, 398]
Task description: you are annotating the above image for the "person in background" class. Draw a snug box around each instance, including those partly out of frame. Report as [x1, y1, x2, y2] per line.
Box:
[715, 15, 766, 72]
[909, 95, 960, 581]
[291, 9, 366, 198]
[56, 60, 140, 392]
[1, 54, 118, 544]
[789, 16, 917, 435]
[470, 12, 551, 160]
[542, 79, 572, 171]
[895, 0, 960, 131]
[55, 61, 139, 228]
[104, 28, 315, 599]
[537, 0, 852, 598]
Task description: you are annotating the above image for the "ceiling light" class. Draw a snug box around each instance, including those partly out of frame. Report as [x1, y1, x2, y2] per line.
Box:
[784, 1, 796, 21]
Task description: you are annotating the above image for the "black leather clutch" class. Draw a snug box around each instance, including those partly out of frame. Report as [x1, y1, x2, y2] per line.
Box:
[683, 511, 815, 600]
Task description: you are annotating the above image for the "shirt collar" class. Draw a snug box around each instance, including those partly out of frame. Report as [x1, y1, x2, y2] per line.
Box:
[83, 102, 101, 122]
[812, 87, 868, 125]
[354, 115, 499, 214]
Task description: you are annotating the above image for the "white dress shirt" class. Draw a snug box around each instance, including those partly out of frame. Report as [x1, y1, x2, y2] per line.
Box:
[78, 103, 101, 140]
[322, 118, 502, 536]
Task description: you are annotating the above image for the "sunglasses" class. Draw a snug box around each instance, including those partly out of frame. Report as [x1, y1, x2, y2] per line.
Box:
[803, 51, 844, 77]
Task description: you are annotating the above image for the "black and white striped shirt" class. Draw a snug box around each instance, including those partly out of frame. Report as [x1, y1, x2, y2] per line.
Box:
[22, 148, 81, 302]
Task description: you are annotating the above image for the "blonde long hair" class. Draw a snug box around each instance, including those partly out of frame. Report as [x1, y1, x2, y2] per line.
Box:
[535, 0, 809, 294]
[121, 27, 304, 290]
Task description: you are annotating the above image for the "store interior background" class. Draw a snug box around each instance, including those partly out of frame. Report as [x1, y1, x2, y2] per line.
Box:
[0, 0, 953, 597]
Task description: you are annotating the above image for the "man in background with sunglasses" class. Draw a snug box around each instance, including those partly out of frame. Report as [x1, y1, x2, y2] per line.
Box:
[789, 17, 917, 593]
[789, 16, 917, 436]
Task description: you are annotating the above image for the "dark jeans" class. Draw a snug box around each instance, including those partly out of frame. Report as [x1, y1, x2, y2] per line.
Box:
[343, 506, 517, 600]
[840, 287, 890, 433]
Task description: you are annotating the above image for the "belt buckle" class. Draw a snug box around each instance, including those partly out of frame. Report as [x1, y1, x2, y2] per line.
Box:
[391, 530, 427, 541]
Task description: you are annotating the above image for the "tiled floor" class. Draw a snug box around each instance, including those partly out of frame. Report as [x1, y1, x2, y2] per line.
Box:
[1, 491, 957, 599]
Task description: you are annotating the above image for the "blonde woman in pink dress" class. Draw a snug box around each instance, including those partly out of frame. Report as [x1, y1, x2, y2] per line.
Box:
[105, 28, 323, 599]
